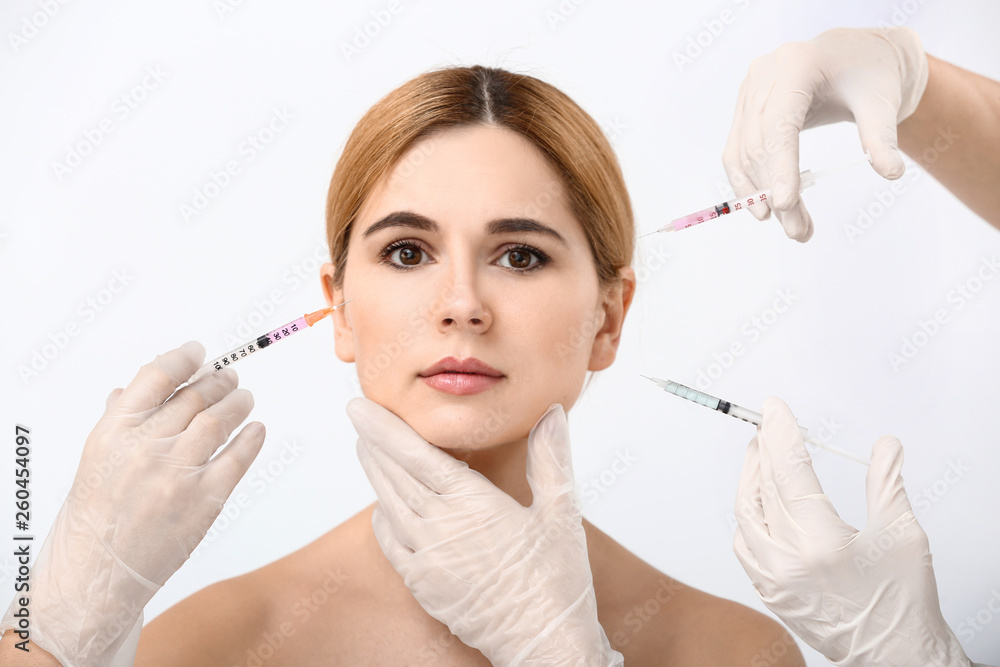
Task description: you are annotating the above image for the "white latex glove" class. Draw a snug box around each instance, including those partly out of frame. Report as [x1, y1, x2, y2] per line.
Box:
[0, 342, 265, 667]
[733, 397, 988, 667]
[723, 27, 929, 241]
[347, 397, 622, 667]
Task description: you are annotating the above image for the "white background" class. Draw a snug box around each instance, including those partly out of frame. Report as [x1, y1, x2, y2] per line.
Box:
[2, 1, 999, 664]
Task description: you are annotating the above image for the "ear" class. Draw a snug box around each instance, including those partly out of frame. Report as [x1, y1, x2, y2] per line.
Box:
[588, 266, 636, 372]
[321, 262, 356, 363]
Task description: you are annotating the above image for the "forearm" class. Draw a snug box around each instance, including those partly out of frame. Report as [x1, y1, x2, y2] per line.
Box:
[897, 54, 1000, 229]
[0, 630, 62, 666]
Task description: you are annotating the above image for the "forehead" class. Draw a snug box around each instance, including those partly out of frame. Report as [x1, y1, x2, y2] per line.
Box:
[354, 125, 580, 237]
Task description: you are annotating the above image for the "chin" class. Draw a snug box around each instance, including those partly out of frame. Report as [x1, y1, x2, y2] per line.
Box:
[403, 402, 527, 453]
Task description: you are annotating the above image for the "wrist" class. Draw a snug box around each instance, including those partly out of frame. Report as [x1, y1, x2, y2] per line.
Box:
[879, 26, 929, 122]
[494, 586, 618, 666]
[834, 622, 971, 667]
[0, 503, 158, 666]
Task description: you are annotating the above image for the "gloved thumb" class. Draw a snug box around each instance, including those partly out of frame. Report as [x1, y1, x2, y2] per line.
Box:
[852, 100, 907, 180]
[105, 388, 124, 411]
[525, 403, 575, 506]
[864, 435, 914, 527]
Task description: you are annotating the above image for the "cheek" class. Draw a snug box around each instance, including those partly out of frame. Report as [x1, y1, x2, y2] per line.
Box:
[345, 270, 422, 391]
[505, 285, 601, 397]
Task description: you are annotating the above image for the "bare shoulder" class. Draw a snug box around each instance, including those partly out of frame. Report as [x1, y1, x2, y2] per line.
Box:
[135, 512, 363, 667]
[584, 520, 804, 667]
[135, 564, 275, 667]
[665, 585, 805, 667]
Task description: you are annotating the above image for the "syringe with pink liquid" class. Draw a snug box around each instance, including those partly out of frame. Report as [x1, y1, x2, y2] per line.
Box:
[640, 152, 871, 237]
[187, 299, 352, 383]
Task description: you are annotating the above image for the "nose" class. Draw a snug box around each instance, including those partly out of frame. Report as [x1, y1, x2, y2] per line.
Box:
[433, 263, 492, 334]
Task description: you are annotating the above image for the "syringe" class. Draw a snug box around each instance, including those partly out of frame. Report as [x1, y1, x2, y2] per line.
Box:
[640, 152, 872, 237]
[188, 299, 352, 384]
[641, 375, 869, 466]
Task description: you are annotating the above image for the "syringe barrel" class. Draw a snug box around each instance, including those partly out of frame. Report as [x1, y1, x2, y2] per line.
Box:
[728, 403, 810, 439]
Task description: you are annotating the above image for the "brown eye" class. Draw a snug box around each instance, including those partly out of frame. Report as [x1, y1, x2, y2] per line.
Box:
[498, 245, 547, 272]
[398, 246, 422, 265]
[507, 250, 531, 269]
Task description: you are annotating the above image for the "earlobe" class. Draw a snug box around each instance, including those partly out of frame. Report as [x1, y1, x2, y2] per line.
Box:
[587, 267, 636, 372]
[320, 262, 356, 363]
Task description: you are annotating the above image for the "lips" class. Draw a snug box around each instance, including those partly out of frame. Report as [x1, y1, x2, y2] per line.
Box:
[419, 356, 504, 396]
[419, 356, 503, 378]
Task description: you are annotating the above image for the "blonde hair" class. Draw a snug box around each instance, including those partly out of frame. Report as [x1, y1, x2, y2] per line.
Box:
[325, 65, 633, 288]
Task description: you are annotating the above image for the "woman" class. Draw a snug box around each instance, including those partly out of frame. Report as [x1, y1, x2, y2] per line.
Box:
[2, 66, 802, 665]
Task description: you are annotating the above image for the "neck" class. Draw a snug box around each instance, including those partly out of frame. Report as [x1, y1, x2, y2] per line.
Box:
[444, 437, 534, 507]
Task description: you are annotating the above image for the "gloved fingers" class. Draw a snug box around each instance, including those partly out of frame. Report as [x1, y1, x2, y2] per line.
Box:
[112, 341, 206, 415]
[738, 105, 775, 223]
[346, 397, 484, 495]
[851, 97, 907, 180]
[735, 436, 765, 527]
[865, 435, 915, 527]
[734, 435, 777, 572]
[756, 82, 807, 214]
[175, 387, 255, 466]
[152, 368, 240, 437]
[356, 437, 425, 549]
[743, 63, 819, 240]
[723, 79, 770, 222]
[105, 388, 124, 411]
[371, 502, 415, 565]
[199, 420, 265, 498]
[758, 397, 843, 530]
[357, 434, 437, 515]
[773, 199, 814, 243]
[755, 80, 816, 243]
[525, 404, 576, 507]
[732, 525, 764, 587]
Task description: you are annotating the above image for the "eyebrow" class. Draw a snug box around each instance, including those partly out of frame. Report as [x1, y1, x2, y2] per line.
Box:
[362, 210, 569, 248]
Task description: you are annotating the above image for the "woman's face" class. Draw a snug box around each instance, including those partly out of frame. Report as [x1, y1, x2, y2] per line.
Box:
[322, 125, 634, 453]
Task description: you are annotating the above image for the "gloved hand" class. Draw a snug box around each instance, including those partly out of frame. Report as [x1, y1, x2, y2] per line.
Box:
[0, 342, 266, 667]
[733, 397, 982, 667]
[723, 27, 929, 241]
[347, 397, 623, 667]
